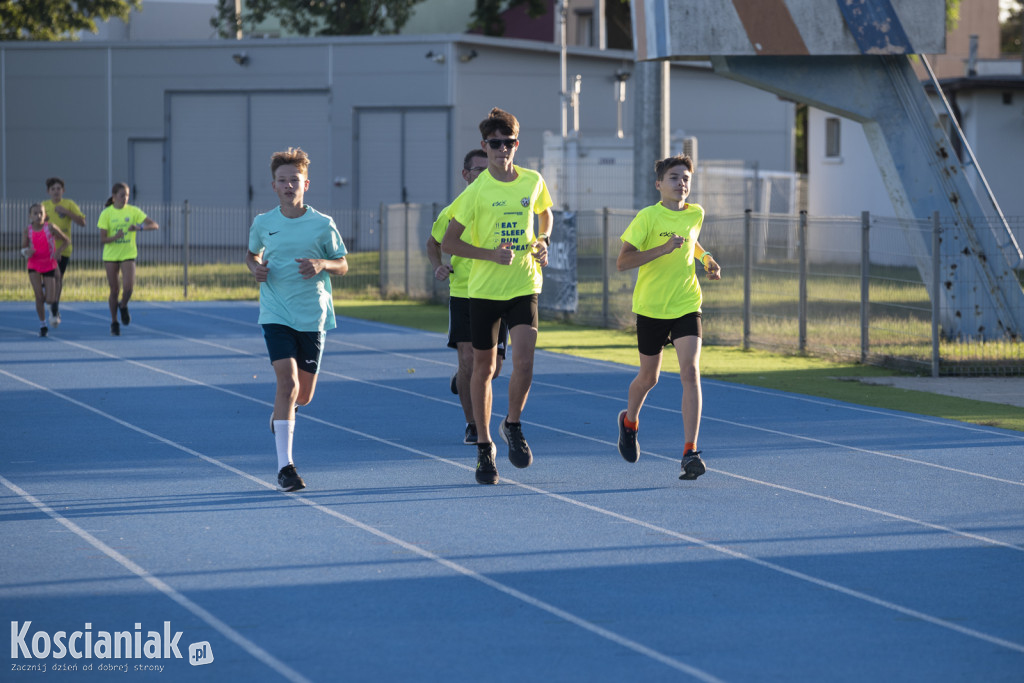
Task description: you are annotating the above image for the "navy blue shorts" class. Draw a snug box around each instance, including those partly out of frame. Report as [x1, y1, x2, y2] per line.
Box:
[636, 312, 702, 357]
[262, 324, 325, 375]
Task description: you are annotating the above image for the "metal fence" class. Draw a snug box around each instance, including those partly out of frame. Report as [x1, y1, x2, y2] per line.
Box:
[3, 198, 1022, 375]
[0, 199, 382, 301]
[379, 204, 1024, 376]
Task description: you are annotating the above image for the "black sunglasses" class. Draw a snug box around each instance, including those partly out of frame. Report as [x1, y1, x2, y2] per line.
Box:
[484, 138, 517, 150]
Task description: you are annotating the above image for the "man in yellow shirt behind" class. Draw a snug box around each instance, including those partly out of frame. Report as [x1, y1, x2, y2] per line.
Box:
[41, 177, 85, 327]
[442, 107, 553, 485]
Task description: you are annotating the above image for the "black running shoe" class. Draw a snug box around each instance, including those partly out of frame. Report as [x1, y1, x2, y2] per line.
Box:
[475, 442, 499, 485]
[464, 423, 478, 445]
[679, 450, 707, 481]
[450, 371, 459, 395]
[500, 417, 533, 468]
[617, 410, 639, 463]
[277, 464, 306, 492]
[39, 325, 48, 338]
[119, 305, 131, 325]
[110, 321, 120, 336]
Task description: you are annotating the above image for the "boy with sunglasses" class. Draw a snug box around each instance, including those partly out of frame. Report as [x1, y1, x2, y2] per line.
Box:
[426, 149, 509, 446]
[442, 108, 553, 485]
[615, 155, 721, 480]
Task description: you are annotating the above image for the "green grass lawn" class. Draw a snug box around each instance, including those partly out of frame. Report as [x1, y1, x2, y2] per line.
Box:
[338, 299, 1024, 433]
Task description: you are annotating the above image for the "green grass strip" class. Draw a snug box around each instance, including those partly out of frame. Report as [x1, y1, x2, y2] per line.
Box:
[338, 300, 1024, 434]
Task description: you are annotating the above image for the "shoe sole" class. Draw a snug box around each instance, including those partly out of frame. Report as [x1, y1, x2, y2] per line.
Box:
[617, 410, 639, 463]
[450, 372, 458, 395]
[679, 460, 707, 480]
[499, 419, 533, 469]
[120, 308, 130, 325]
[475, 472, 498, 485]
[280, 481, 306, 492]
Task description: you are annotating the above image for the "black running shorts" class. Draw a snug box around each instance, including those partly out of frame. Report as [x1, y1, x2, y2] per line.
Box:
[469, 294, 538, 351]
[636, 311, 702, 357]
[448, 296, 508, 358]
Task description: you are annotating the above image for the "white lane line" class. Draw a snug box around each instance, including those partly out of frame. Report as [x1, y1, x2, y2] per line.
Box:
[7, 340, 1024, 656]
[0, 471, 313, 683]
[0, 368, 723, 682]
[5, 320, 1023, 551]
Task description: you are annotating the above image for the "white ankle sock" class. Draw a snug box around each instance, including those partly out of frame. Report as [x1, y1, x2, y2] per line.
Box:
[274, 420, 294, 470]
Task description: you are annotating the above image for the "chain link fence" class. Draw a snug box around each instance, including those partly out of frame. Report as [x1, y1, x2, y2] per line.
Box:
[0, 199, 381, 302]
[2, 197, 1021, 375]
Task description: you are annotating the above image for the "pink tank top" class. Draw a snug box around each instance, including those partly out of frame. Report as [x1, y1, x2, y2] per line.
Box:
[26, 223, 58, 273]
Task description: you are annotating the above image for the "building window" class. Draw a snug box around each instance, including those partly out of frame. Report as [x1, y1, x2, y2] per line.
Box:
[575, 10, 593, 47]
[825, 117, 841, 158]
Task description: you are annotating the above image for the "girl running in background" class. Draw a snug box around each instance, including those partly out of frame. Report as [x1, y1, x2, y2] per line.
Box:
[98, 182, 159, 336]
[22, 203, 70, 337]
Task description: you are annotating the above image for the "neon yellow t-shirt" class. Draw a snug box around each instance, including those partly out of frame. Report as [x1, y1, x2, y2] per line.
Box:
[429, 200, 473, 299]
[98, 204, 148, 262]
[621, 202, 705, 319]
[452, 166, 552, 301]
[41, 198, 82, 257]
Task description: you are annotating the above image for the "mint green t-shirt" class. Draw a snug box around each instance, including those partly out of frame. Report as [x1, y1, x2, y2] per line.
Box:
[247, 205, 348, 332]
[621, 202, 705, 319]
[98, 204, 148, 262]
[451, 166, 552, 301]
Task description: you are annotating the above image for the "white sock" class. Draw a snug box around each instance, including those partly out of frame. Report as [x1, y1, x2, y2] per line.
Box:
[274, 420, 295, 470]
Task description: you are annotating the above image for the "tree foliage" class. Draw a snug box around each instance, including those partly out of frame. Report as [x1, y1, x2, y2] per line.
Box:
[0, 0, 140, 41]
[469, 0, 547, 37]
[1001, 0, 1023, 55]
[212, 0, 424, 37]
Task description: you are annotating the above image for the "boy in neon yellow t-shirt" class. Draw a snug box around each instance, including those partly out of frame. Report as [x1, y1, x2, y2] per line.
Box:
[442, 107, 553, 485]
[616, 155, 721, 480]
[425, 148, 508, 446]
[42, 177, 85, 326]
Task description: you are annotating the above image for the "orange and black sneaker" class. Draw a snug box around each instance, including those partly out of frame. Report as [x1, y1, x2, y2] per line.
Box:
[679, 450, 706, 481]
[617, 410, 639, 463]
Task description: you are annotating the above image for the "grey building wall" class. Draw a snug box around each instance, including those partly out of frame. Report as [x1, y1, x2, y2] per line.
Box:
[1, 35, 795, 214]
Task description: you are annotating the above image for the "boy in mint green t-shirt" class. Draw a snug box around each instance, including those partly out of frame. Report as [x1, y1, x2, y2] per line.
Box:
[246, 147, 348, 492]
[616, 155, 721, 481]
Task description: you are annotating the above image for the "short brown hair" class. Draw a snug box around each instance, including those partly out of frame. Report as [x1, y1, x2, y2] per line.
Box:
[270, 147, 310, 176]
[655, 155, 694, 180]
[479, 107, 519, 140]
[463, 149, 487, 170]
[45, 177, 65, 190]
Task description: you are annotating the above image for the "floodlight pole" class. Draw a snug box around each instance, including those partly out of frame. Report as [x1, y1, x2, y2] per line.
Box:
[632, 60, 669, 210]
[557, 0, 569, 209]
